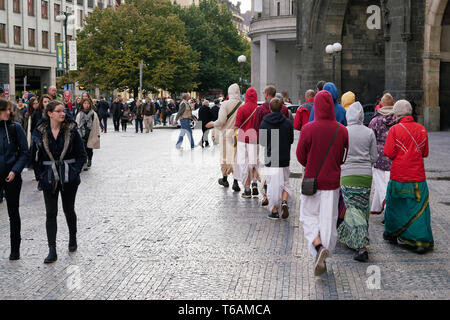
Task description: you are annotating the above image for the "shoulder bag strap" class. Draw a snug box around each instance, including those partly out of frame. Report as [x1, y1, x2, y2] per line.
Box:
[315, 123, 340, 179]
[238, 107, 258, 130]
[227, 101, 242, 121]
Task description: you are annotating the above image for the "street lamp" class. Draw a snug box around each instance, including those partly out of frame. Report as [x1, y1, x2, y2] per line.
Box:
[237, 55, 247, 92]
[325, 42, 342, 84]
[56, 11, 75, 79]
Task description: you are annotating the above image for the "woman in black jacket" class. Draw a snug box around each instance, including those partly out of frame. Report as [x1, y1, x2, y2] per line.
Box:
[31, 100, 87, 263]
[0, 99, 29, 260]
[120, 102, 130, 132]
[198, 100, 213, 148]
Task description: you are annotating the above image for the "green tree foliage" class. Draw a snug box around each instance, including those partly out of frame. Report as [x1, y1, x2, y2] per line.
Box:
[75, 1, 199, 95]
[174, 0, 251, 94]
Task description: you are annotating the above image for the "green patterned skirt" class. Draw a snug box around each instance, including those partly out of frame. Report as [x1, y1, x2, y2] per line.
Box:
[337, 175, 372, 250]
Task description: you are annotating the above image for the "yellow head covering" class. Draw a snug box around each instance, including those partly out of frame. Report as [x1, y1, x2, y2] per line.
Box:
[341, 91, 356, 111]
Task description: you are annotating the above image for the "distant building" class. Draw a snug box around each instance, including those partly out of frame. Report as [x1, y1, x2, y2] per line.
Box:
[0, 0, 115, 99]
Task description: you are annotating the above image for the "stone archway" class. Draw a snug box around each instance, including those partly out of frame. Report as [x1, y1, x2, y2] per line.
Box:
[423, 0, 449, 131]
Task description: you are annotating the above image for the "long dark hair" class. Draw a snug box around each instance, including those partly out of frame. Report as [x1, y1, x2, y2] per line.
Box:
[45, 100, 64, 118]
[26, 96, 40, 117]
[0, 99, 15, 120]
[81, 98, 93, 111]
[39, 94, 52, 111]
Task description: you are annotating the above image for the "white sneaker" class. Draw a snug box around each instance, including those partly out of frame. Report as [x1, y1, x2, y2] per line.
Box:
[314, 247, 329, 276]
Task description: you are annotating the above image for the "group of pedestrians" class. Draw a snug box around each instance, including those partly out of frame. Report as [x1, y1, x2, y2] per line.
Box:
[198, 80, 434, 277]
[0, 86, 98, 263]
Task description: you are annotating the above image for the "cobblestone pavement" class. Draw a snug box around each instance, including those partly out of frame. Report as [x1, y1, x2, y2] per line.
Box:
[0, 122, 449, 300]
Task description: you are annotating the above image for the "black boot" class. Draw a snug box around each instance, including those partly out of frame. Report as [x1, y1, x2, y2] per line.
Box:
[383, 232, 398, 245]
[69, 236, 77, 252]
[87, 159, 92, 168]
[9, 240, 20, 260]
[218, 177, 229, 188]
[44, 246, 57, 263]
[232, 180, 241, 192]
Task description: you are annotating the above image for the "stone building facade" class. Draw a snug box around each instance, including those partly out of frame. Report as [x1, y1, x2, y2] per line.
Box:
[0, 0, 114, 99]
[250, 0, 450, 130]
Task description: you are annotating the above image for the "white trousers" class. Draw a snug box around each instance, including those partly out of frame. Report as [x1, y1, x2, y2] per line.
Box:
[300, 189, 340, 258]
[265, 167, 293, 212]
[235, 141, 259, 185]
[370, 167, 390, 213]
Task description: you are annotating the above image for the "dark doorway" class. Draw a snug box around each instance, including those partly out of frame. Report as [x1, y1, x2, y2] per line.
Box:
[341, 0, 385, 105]
[440, 3, 450, 131]
[15, 66, 50, 98]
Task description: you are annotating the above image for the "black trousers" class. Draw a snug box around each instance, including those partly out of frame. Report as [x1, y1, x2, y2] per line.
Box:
[113, 116, 121, 131]
[43, 184, 78, 247]
[0, 175, 22, 253]
[135, 118, 143, 133]
[99, 115, 108, 132]
[121, 122, 127, 132]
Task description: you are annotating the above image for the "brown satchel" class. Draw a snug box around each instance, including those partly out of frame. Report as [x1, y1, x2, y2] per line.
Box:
[301, 124, 340, 196]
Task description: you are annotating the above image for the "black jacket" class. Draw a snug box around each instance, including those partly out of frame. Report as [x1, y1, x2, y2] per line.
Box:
[211, 106, 220, 121]
[111, 102, 122, 117]
[31, 119, 87, 193]
[199, 106, 212, 131]
[97, 100, 110, 117]
[259, 112, 294, 168]
[0, 120, 29, 178]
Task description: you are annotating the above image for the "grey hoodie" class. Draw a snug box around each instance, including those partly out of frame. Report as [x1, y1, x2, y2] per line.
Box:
[341, 102, 378, 177]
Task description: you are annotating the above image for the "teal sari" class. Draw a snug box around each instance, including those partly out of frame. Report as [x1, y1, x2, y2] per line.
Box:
[384, 180, 434, 249]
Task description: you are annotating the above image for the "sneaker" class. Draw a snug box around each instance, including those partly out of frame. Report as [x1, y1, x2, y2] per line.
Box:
[281, 201, 289, 219]
[354, 250, 369, 262]
[261, 197, 269, 206]
[383, 232, 397, 244]
[252, 183, 259, 196]
[314, 247, 329, 276]
[415, 247, 427, 254]
[176, 145, 183, 150]
[267, 211, 280, 220]
[242, 190, 252, 198]
[218, 178, 229, 188]
[232, 180, 240, 192]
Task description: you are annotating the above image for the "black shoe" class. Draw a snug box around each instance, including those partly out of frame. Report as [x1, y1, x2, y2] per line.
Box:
[354, 250, 369, 262]
[281, 201, 289, 219]
[261, 197, 269, 206]
[44, 246, 57, 264]
[267, 211, 280, 220]
[218, 178, 229, 188]
[87, 159, 92, 168]
[232, 180, 241, 192]
[383, 232, 398, 244]
[381, 219, 385, 225]
[69, 237, 77, 252]
[251, 183, 259, 196]
[242, 190, 252, 198]
[9, 252, 20, 261]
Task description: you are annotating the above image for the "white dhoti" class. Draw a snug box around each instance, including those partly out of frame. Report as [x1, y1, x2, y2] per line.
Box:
[370, 167, 390, 213]
[265, 167, 293, 212]
[235, 141, 259, 184]
[300, 189, 340, 258]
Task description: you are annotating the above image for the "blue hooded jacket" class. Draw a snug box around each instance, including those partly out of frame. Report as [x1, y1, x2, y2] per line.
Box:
[309, 82, 347, 126]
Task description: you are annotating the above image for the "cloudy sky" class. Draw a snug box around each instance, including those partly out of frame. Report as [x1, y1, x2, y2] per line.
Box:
[230, 0, 251, 13]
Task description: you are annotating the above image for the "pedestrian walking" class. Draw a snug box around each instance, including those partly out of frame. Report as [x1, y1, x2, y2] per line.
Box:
[297, 90, 348, 276]
[14, 99, 26, 125]
[309, 82, 347, 126]
[0, 99, 29, 260]
[253, 85, 290, 206]
[120, 101, 130, 132]
[259, 98, 294, 220]
[31, 100, 87, 263]
[198, 100, 213, 148]
[174, 93, 195, 150]
[160, 97, 168, 126]
[234, 88, 259, 198]
[154, 99, 161, 126]
[143, 97, 155, 133]
[96, 96, 110, 133]
[134, 100, 144, 133]
[293, 90, 315, 131]
[75, 99, 100, 171]
[368, 93, 396, 216]
[111, 97, 122, 132]
[205, 84, 242, 191]
[23, 96, 45, 148]
[210, 99, 220, 145]
[383, 100, 434, 254]
[337, 102, 378, 262]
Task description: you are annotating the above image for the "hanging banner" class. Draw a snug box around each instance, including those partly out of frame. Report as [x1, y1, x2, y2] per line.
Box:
[69, 40, 77, 71]
[56, 41, 65, 71]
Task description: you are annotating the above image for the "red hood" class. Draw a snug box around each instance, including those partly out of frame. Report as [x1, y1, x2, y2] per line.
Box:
[314, 90, 336, 121]
[245, 88, 258, 106]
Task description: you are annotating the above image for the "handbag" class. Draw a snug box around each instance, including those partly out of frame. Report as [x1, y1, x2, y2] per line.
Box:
[302, 124, 340, 196]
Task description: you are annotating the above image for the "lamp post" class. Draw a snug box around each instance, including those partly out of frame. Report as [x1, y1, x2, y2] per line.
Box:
[325, 42, 342, 84]
[237, 55, 247, 92]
